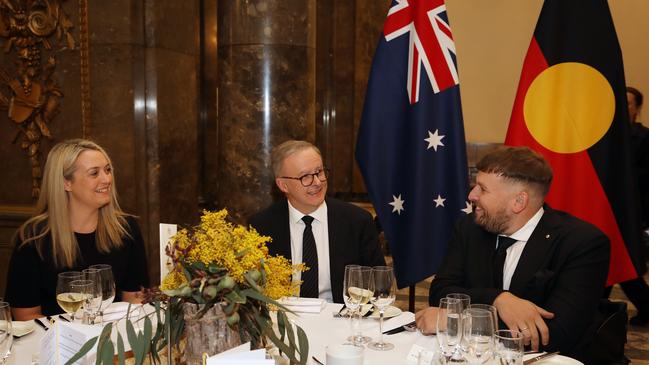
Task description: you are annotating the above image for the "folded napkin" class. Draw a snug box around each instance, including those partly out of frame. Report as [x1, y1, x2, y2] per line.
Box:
[277, 297, 327, 313]
[101, 302, 146, 322]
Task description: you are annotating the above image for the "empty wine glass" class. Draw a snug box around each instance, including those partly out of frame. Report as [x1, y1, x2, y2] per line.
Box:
[56, 271, 83, 319]
[0, 302, 12, 365]
[461, 308, 495, 364]
[437, 297, 463, 361]
[82, 268, 103, 324]
[89, 264, 116, 320]
[494, 330, 524, 365]
[368, 266, 396, 351]
[343, 265, 373, 345]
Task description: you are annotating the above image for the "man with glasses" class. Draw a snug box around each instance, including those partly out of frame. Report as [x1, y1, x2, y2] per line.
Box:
[249, 140, 385, 303]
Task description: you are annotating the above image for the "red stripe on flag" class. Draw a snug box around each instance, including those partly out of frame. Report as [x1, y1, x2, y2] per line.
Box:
[411, 46, 420, 104]
[506, 38, 637, 285]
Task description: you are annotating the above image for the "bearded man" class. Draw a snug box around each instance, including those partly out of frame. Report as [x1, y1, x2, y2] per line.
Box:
[415, 146, 610, 361]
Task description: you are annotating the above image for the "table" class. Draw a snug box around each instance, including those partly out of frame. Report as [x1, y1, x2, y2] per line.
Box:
[291, 303, 436, 365]
[9, 303, 582, 365]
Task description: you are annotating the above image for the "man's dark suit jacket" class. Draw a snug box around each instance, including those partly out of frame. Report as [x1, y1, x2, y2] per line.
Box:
[429, 207, 610, 358]
[249, 197, 386, 303]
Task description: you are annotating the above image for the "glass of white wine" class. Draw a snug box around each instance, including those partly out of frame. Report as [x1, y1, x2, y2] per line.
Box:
[343, 265, 373, 345]
[368, 266, 396, 351]
[56, 271, 84, 319]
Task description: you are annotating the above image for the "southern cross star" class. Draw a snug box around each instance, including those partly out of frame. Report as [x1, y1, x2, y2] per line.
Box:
[389, 194, 405, 215]
[425, 129, 445, 151]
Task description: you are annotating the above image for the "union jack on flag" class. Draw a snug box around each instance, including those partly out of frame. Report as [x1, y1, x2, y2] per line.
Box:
[356, 0, 468, 288]
[383, 0, 459, 104]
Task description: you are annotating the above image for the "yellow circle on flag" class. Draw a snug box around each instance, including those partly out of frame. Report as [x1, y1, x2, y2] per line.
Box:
[523, 62, 615, 153]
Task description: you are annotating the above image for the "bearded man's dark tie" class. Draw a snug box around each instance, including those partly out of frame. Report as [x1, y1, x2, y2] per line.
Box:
[300, 215, 319, 298]
[493, 236, 518, 289]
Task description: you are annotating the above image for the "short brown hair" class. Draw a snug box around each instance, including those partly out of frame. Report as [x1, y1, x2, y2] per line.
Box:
[476, 146, 553, 196]
[271, 140, 322, 177]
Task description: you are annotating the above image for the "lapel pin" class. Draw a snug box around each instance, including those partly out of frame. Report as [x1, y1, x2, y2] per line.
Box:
[545, 234, 550, 239]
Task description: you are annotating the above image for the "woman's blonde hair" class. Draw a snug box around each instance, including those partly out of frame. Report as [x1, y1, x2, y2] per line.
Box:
[17, 139, 130, 268]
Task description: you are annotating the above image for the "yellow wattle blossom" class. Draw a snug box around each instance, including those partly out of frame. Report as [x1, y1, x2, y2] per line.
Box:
[162, 209, 302, 298]
[263, 255, 304, 299]
[160, 268, 187, 291]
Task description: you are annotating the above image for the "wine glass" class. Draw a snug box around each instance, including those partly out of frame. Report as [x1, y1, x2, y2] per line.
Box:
[82, 268, 103, 324]
[468, 304, 498, 331]
[0, 302, 12, 365]
[437, 297, 463, 361]
[461, 308, 495, 364]
[368, 266, 396, 351]
[89, 264, 116, 319]
[56, 271, 83, 319]
[70, 280, 94, 323]
[494, 330, 524, 365]
[343, 265, 373, 345]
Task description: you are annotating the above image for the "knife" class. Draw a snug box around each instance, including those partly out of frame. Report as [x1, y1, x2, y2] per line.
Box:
[523, 351, 560, 364]
[383, 320, 416, 335]
[34, 318, 49, 331]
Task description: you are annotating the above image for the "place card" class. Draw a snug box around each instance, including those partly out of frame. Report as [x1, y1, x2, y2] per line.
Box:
[39, 321, 102, 365]
[159, 223, 177, 282]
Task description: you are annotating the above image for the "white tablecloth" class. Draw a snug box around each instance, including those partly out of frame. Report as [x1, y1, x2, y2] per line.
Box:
[8, 303, 582, 365]
[292, 303, 436, 365]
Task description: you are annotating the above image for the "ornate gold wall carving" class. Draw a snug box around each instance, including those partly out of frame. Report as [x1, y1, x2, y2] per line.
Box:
[0, 0, 76, 197]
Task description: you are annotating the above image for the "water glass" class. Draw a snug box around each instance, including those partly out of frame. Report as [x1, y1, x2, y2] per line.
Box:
[82, 268, 103, 324]
[494, 330, 524, 365]
[437, 297, 462, 360]
[89, 264, 116, 319]
[0, 302, 12, 365]
[368, 266, 396, 351]
[468, 303, 498, 331]
[461, 308, 494, 364]
[446, 293, 471, 312]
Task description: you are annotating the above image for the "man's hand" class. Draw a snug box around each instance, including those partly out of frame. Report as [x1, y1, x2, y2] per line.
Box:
[415, 307, 441, 335]
[493, 292, 554, 351]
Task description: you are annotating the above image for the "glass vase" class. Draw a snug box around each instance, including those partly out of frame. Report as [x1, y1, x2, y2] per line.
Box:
[183, 302, 241, 365]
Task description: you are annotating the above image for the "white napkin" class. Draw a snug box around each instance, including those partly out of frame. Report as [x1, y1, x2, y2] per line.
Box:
[101, 302, 145, 322]
[277, 297, 327, 313]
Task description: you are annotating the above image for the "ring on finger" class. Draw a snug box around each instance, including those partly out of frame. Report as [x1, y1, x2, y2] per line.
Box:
[520, 327, 529, 331]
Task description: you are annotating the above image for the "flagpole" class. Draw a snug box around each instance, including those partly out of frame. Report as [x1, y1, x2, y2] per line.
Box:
[408, 285, 415, 312]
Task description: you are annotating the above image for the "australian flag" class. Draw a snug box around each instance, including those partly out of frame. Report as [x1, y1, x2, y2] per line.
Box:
[356, 0, 469, 288]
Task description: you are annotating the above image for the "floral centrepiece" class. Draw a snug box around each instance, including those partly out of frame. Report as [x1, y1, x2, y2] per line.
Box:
[68, 209, 310, 365]
[159, 209, 308, 363]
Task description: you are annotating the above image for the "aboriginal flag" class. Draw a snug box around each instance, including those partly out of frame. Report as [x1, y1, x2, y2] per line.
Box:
[505, 0, 645, 285]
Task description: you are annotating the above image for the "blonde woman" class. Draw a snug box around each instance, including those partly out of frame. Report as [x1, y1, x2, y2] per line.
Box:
[5, 139, 149, 320]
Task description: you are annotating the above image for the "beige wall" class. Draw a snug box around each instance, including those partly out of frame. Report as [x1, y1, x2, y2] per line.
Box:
[446, 0, 649, 143]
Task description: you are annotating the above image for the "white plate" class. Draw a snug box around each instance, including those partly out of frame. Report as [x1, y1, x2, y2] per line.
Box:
[522, 353, 583, 365]
[369, 305, 402, 319]
[1, 320, 35, 337]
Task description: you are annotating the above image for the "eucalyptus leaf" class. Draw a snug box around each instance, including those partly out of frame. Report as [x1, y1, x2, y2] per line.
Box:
[296, 325, 309, 365]
[225, 290, 246, 304]
[116, 332, 126, 365]
[100, 340, 114, 365]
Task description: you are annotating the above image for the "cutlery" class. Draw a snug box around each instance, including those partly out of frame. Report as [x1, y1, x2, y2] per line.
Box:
[34, 318, 49, 331]
[523, 351, 560, 365]
[383, 320, 417, 335]
[311, 356, 325, 365]
[58, 314, 71, 322]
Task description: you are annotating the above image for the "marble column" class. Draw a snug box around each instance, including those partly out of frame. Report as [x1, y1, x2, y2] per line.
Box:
[216, 0, 316, 222]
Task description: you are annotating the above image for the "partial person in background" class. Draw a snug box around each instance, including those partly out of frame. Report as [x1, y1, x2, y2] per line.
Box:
[415, 147, 610, 361]
[612, 86, 649, 326]
[5, 139, 150, 320]
[249, 140, 385, 303]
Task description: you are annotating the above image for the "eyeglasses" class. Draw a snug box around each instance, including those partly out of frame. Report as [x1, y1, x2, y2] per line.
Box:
[279, 168, 330, 187]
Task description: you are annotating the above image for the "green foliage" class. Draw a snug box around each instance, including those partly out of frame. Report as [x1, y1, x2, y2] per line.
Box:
[67, 295, 309, 365]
